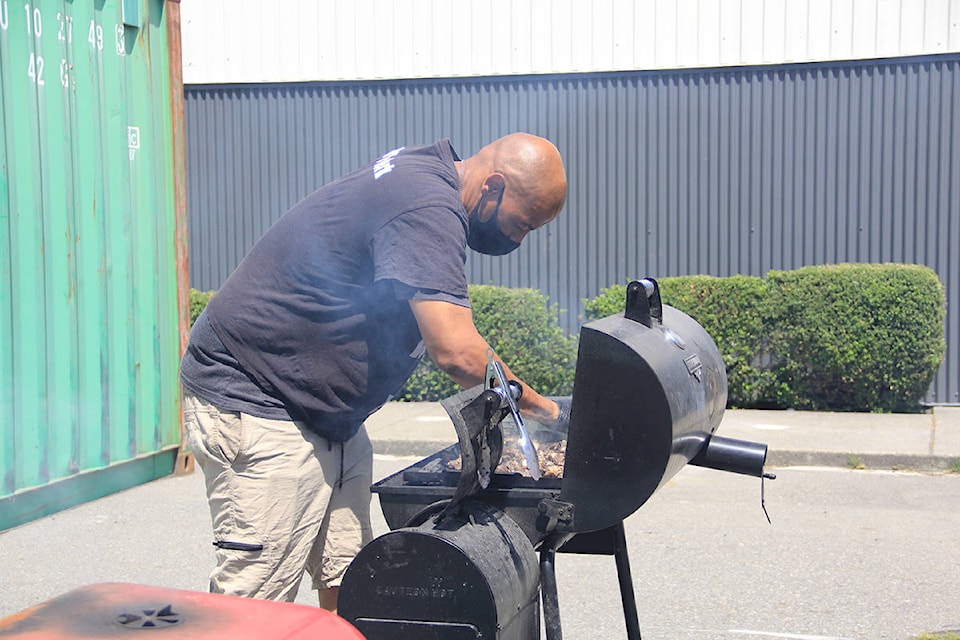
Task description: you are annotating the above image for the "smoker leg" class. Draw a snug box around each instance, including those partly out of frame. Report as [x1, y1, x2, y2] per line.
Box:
[612, 522, 642, 640]
[540, 543, 563, 640]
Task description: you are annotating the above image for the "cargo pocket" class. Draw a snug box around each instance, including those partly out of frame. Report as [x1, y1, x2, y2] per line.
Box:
[214, 409, 244, 466]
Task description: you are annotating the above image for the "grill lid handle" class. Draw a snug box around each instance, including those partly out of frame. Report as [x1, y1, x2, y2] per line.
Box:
[624, 278, 663, 327]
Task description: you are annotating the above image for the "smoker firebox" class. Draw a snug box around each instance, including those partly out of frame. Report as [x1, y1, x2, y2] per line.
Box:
[340, 279, 773, 640]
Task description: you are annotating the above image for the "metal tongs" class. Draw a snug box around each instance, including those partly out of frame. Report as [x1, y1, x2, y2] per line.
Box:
[486, 349, 540, 481]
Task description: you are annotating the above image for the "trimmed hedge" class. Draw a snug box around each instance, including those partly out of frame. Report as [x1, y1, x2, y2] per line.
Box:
[583, 264, 945, 412]
[765, 264, 946, 412]
[398, 285, 578, 401]
[189, 288, 215, 326]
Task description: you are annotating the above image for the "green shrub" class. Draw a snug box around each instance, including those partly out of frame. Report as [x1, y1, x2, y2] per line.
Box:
[766, 264, 945, 412]
[189, 288, 215, 326]
[399, 285, 578, 401]
[583, 264, 946, 412]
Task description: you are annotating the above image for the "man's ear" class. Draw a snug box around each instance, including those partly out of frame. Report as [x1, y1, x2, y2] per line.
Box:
[481, 173, 506, 196]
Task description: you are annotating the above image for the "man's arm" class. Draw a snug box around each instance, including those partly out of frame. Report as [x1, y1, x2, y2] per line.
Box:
[409, 298, 560, 424]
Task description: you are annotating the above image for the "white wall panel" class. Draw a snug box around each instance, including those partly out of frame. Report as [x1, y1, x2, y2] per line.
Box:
[739, 0, 765, 63]
[900, 0, 926, 52]
[851, 0, 879, 58]
[181, 0, 960, 84]
[829, 0, 855, 60]
[924, 0, 953, 49]
[952, 0, 960, 49]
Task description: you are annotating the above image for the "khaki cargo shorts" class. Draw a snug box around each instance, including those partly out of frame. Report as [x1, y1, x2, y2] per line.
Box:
[182, 394, 373, 601]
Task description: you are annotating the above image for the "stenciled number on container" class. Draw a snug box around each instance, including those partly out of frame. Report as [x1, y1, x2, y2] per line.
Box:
[57, 11, 72, 43]
[28, 51, 44, 85]
[115, 23, 124, 56]
[24, 3, 44, 85]
[88, 19, 103, 51]
[24, 2, 40, 36]
[58, 11, 74, 88]
[127, 125, 140, 160]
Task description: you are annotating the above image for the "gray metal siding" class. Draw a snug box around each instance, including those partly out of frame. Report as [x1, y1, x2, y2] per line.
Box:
[184, 55, 960, 404]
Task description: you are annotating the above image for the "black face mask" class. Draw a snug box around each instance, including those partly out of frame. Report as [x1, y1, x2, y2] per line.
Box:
[466, 198, 521, 256]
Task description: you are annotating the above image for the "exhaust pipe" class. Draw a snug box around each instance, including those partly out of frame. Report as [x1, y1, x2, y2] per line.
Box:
[689, 435, 768, 478]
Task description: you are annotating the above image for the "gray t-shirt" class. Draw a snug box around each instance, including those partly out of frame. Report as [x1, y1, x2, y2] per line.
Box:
[180, 140, 469, 441]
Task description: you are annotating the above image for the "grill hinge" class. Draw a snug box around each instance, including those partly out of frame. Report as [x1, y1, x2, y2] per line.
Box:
[538, 498, 574, 532]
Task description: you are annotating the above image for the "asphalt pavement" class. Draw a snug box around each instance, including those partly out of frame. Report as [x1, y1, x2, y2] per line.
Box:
[1, 403, 959, 639]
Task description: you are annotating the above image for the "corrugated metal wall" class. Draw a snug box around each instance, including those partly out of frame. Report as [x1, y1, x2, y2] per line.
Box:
[180, 0, 960, 84]
[0, 0, 188, 530]
[183, 54, 960, 404]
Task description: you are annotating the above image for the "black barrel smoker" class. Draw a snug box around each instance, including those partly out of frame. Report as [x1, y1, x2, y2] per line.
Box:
[339, 279, 773, 640]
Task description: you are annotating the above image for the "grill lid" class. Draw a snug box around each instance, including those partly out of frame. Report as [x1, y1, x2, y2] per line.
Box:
[556, 279, 728, 534]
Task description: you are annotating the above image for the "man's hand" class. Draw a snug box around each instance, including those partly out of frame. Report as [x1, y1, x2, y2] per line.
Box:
[540, 396, 572, 434]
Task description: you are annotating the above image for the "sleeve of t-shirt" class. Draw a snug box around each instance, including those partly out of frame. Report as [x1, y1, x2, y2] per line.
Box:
[372, 205, 469, 303]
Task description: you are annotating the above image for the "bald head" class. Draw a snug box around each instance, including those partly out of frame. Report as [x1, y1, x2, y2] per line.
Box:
[460, 133, 567, 229]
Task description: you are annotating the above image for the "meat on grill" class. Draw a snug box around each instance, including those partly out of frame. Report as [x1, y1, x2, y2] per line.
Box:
[446, 439, 567, 478]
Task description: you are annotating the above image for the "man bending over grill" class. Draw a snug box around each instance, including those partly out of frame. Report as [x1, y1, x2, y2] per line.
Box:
[179, 133, 571, 612]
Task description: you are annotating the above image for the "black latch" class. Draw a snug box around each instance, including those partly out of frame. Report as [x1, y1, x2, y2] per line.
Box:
[538, 498, 574, 532]
[624, 278, 663, 327]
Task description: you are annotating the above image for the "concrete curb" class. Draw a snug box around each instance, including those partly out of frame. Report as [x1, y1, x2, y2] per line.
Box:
[766, 450, 960, 472]
[371, 439, 960, 473]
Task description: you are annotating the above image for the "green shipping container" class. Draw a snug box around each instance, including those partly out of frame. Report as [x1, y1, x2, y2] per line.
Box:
[0, 0, 189, 530]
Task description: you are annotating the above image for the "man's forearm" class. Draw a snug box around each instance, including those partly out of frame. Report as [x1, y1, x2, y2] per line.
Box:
[410, 298, 560, 423]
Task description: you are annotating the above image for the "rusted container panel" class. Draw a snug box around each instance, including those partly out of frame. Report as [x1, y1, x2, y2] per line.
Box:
[0, 0, 188, 530]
